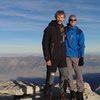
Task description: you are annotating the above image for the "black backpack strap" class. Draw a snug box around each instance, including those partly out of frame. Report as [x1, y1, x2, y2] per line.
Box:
[76, 28, 82, 35]
[65, 26, 82, 36]
[64, 26, 67, 39]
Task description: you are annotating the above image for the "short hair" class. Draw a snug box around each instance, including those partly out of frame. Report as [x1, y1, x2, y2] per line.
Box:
[54, 10, 66, 19]
[68, 14, 77, 22]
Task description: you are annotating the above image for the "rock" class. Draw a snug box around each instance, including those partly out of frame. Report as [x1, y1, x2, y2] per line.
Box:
[83, 82, 100, 100]
[55, 80, 100, 100]
[71, 81, 100, 100]
[0, 80, 99, 100]
[17, 98, 32, 100]
[0, 81, 41, 96]
[95, 86, 100, 94]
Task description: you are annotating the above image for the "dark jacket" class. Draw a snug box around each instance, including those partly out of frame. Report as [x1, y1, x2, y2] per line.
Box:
[42, 20, 66, 61]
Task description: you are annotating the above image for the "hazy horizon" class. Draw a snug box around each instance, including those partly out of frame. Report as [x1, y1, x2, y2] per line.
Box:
[0, 52, 100, 57]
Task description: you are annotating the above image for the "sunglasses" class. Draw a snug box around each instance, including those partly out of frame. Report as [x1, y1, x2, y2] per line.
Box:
[69, 19, 77, 21]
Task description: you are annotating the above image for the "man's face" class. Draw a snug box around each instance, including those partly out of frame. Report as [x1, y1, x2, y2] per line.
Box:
[56, 14, 65, 25]
[69, 16, 77, 27]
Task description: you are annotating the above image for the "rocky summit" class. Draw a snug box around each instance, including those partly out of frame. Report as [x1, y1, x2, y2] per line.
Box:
[0, 80, 99, 100]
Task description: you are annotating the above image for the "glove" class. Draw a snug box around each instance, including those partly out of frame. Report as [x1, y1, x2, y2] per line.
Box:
[78, 57, 84, 66]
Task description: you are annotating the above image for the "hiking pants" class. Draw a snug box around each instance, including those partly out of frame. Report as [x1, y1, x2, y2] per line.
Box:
[66, 57, 84, 92]
[45, 59, 68, 94]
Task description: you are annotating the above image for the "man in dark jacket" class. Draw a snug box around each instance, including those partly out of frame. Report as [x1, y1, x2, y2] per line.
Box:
[42, 10, 67, 100]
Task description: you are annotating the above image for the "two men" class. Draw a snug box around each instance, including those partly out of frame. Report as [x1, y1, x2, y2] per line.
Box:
[42, 10, 67, 100]
[42, 11, 85, 100]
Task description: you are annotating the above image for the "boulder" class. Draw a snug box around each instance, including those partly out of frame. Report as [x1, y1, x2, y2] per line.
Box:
[0, 80, 99, 100]
[0, 81, 41, 96]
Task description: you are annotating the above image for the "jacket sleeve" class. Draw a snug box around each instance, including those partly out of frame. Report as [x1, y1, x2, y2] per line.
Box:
[42, 27, 51, 61]
[78, 30, 85, 57]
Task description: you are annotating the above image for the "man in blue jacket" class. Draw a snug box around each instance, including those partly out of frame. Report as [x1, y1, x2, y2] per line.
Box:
[65, 15, 85, 100]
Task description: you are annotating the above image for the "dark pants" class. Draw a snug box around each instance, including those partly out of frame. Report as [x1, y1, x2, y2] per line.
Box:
[45, 59, 68, 95]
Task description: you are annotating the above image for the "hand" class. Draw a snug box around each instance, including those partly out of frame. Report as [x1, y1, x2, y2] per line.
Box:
[46, 60, 52, 67]
[78, 57, 84, 66]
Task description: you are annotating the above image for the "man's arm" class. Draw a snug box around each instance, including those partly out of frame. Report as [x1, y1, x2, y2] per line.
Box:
[42, 27, 51, 62]
[78, 30, 85, 66]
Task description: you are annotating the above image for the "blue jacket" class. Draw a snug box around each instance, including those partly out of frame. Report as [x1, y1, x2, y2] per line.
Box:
[65, 24, 85, 58]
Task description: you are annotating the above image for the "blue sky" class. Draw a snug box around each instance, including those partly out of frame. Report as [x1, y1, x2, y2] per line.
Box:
[0, 0, 100, 55]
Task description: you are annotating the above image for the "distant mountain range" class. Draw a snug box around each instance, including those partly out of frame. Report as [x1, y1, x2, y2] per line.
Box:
[0, 54, 99, 94]
[0, 54, 99, 74]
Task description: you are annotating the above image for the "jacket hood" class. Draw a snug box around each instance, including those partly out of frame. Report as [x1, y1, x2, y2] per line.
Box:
[48, 20, 63, 27]
[48, 20, 57, 27]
